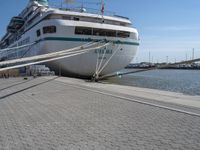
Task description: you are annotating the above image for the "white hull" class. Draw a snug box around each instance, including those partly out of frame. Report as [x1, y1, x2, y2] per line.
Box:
[39, 40, 138, 76]
[0, 1, 139, 77]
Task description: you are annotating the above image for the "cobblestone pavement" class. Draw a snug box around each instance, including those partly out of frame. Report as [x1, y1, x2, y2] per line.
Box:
[0, 77, 199, 150]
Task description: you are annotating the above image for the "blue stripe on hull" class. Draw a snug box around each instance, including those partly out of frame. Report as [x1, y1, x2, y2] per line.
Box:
[40, 37, 140, 46]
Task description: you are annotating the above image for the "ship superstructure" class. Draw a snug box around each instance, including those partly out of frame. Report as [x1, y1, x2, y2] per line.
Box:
[0, 0, 139, 77]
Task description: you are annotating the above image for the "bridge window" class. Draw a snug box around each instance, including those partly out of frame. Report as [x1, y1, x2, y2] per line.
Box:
[75, 27, 130, 38]
[93, 28, 116, 37]
[93, 29, 106, 36]
[117, 31, 130, 38]
[43, 26, 56, 34]
[106, 30, 116, 37]
[75, 27, 92, 35]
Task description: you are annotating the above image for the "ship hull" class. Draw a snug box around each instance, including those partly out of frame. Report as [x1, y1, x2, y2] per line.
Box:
[38, 39, 138, 77]
[1, 10, 139, 78]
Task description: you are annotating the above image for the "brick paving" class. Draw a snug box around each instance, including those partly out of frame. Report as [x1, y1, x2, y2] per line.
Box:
[0, 77, 199, 150]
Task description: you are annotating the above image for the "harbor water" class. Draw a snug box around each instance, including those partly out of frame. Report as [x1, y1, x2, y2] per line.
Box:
[107, 69, 200, 96]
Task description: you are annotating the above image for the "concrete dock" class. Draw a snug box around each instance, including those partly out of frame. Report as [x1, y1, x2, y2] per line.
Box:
[0, 76, 200, 150]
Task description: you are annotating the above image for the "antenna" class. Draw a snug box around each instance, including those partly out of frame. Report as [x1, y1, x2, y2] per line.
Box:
[101, 0, 105, 15]
[60, 0, 63, 8]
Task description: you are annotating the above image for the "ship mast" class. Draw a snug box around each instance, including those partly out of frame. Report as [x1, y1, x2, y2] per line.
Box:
[101, 0, 105, 15]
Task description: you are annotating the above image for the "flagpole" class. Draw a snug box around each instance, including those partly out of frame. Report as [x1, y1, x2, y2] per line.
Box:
[101, 0, 104, 18]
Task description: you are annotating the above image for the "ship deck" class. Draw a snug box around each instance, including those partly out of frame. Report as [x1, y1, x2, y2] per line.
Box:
[0, 76, 199, 149]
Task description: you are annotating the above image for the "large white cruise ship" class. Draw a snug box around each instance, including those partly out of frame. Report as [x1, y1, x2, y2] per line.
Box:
[0, 0, 139, 78]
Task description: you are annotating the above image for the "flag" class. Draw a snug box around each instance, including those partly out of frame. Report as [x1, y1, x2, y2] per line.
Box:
[101, 3, 105, 14]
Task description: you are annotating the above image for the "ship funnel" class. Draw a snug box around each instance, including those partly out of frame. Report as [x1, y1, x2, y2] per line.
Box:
[30, 0, 49, 6]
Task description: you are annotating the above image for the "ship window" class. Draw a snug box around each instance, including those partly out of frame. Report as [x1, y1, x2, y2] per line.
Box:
[75, 27, 92, 35]
[74, 17, 80, 21]
[75, 27, 129, 38]
[93, 28, 116, 37]
[106, 30, 116, 37]
[117, 31, 130, 38]
[36, 29, 41, 37]
[43, 26, 56, 34]
[93, 29, 106, 36]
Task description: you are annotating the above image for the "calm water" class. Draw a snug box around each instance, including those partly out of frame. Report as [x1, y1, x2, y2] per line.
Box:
[107, 69, 200, 96]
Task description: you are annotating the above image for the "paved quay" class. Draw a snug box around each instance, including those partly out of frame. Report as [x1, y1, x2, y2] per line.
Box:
[0, 76, 200, 150]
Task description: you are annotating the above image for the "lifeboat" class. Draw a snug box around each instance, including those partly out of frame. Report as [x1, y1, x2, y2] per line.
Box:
[7, 26, 17, 33]
[7, 17, 25, 33]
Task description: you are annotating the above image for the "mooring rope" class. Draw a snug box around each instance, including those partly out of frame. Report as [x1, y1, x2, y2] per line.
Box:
[98, 44, 120, 75]
[0, 42, 111, 72]
[0, 42, 38, 53]
[0, 41, 105, 66]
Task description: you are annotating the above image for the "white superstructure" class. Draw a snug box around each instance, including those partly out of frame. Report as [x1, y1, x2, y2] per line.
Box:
[0, 0, 139, 78]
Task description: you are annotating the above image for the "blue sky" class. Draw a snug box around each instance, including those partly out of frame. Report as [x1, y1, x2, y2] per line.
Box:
[0, 0, 200, 62]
